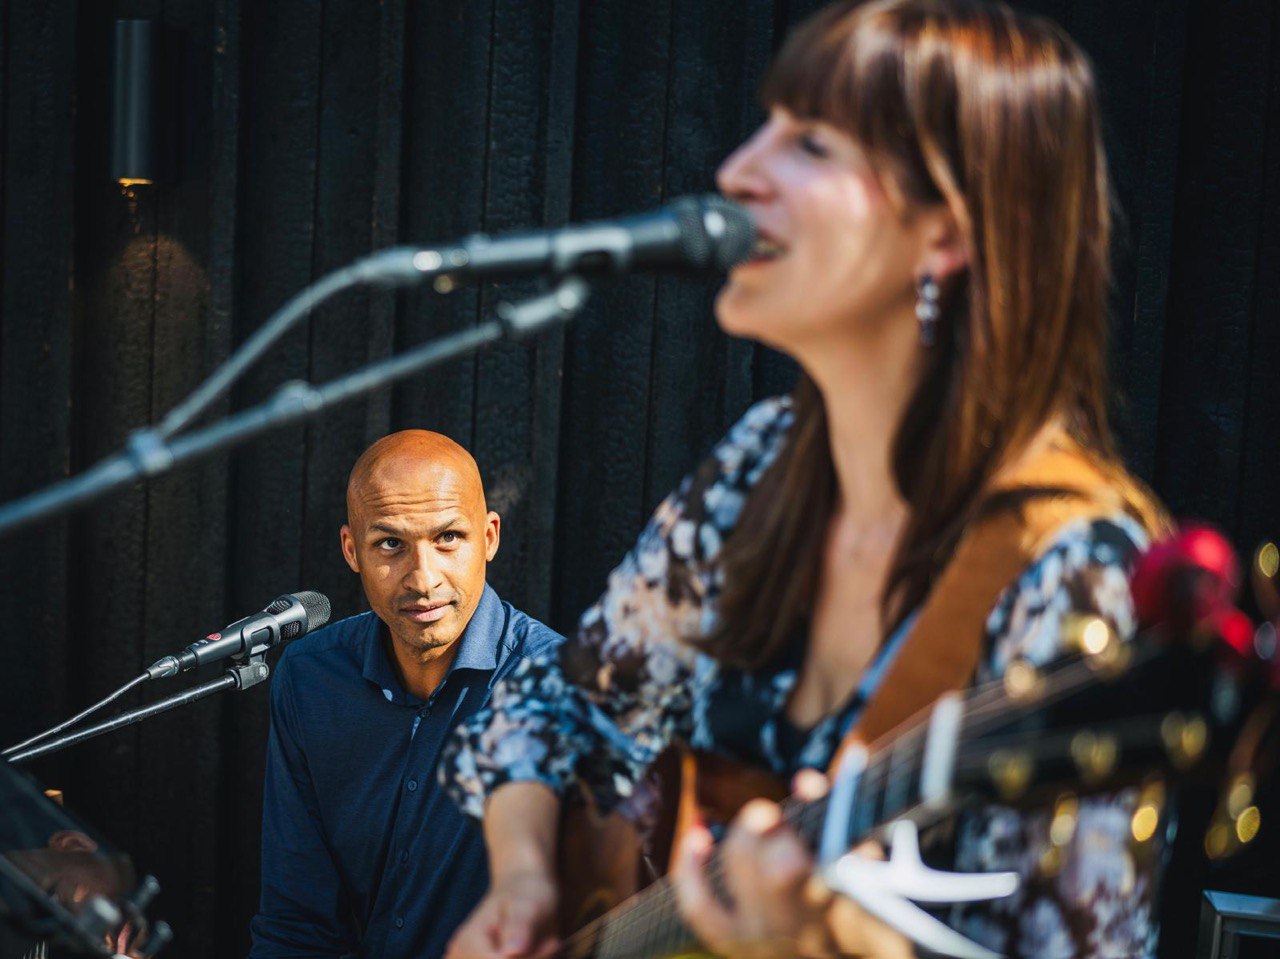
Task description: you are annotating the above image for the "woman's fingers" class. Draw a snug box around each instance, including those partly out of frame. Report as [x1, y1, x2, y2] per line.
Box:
[673, 823, 740, 953]
[791, 768, 830, 802]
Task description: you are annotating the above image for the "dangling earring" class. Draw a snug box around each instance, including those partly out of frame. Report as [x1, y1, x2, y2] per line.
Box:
[916, 274, 940, 347]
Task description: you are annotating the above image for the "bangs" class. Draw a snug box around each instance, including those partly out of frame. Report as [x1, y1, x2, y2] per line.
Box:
[761, 0, 947, 206]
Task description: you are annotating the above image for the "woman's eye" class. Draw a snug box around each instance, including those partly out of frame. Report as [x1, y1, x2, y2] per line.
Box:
[799, 133, 829, 158]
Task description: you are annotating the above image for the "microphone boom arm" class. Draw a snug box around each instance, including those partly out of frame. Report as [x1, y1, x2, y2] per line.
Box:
[0, 275, 591, 540]
[5, 650, 274, 765]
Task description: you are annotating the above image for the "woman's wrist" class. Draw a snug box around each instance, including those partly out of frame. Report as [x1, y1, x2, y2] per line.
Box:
[484, 780, 560, 883]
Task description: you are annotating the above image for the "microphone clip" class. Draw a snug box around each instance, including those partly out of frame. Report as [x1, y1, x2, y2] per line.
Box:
[226, 650, 272, 690]
[494, 275, 592, 339]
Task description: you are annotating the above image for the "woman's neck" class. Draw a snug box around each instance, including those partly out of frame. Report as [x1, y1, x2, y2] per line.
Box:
[796, 320, 918, 529]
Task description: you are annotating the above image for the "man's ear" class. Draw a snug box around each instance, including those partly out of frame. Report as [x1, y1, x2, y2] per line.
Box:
[484, 511, 501, 563]
[340, 524, 360, 573]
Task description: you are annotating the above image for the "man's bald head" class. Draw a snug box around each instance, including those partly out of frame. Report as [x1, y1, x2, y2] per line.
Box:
[345, 430, 487, 528]
[340, 430, 502, 675]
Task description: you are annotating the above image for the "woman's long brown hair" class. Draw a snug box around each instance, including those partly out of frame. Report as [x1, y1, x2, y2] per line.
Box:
[703, 0, 1164, 670]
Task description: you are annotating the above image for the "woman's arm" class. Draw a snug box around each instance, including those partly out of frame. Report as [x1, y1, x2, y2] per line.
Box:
[446, 783, 561, 959]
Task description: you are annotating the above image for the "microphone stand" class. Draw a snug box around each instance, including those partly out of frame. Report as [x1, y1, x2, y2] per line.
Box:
[5, 649, 277, 765]
[0, 274, 591, 539]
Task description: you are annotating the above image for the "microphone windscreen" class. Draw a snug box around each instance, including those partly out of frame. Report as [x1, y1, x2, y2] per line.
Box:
[702, 196, 757, 271]
[670, 195, 756, 272]
[293, 590, 332, 633]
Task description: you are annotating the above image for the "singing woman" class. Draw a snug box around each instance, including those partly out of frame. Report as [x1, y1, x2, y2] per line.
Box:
[443, 1, 1168, 955]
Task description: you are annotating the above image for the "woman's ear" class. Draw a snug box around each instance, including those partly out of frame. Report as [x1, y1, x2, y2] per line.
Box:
[917, 203, 969, 283]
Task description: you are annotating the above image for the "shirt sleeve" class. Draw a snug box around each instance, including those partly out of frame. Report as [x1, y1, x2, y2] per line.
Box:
[946, 514, 1162, 959]
[249, 660, 359, 959]
[443, 397, 794, 818]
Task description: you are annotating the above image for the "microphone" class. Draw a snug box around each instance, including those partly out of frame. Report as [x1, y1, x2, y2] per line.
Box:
[146, 591, 331, 679]
[362, 194, 756, 285]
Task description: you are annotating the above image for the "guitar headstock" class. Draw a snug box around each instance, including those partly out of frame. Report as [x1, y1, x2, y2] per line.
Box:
[947, 524, 1280, 865]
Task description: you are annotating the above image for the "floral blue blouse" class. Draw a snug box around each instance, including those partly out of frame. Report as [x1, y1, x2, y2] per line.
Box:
[443, 396, 1161, 959]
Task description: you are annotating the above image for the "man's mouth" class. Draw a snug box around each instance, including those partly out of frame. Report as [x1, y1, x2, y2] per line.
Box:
[400, 602, 453, 624]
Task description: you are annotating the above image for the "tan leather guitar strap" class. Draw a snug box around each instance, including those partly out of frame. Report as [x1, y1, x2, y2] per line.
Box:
[831, 438, 1133, 768]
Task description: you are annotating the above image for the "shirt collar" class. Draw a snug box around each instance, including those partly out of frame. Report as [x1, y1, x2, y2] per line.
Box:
[450, 583, 505, 673]
[360, 583, 506, 703]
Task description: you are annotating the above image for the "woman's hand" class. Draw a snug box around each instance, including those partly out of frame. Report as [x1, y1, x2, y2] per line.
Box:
[447, 781, 562, 959]
[673, 772, 915, 959]
[444, 869, 559, 959]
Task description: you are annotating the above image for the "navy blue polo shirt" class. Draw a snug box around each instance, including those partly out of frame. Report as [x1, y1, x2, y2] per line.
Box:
[249, 584, 562, 959]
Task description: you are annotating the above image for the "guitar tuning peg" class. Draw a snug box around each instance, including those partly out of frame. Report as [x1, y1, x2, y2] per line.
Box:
[1205, 771, 1263, 860]
[1226, 772, 1256, 819]
[1049, 794, 1079, 847]
[1064, 615, 1130, 675]
[986, 748, 1033, 801]
[1130, 780, 1165, 842]
[1002, 658, 1042, 701]
[1070, 730, 1119, 785]
[1253, 542, 1280, 620]
[136, 920, 173, 958]
[1160, 712, 1209, 769]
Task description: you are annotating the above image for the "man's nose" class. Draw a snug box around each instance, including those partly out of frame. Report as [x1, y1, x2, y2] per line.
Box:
[402, 544, 445, 593]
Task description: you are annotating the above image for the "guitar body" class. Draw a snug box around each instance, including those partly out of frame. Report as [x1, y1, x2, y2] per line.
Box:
[556, 748, 788, 938]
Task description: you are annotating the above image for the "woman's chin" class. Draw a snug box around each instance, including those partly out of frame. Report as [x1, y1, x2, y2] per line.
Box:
[714, 288, 765, 338]
[714, 294, 795, 353]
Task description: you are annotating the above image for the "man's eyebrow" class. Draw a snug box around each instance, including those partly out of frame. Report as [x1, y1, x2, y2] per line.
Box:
[364, 515, 471, 538]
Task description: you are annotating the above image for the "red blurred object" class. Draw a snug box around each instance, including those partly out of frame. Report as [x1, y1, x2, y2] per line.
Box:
[1131, 524, 1246, 645]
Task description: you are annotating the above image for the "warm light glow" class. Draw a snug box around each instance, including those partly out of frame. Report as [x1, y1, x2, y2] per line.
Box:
[1205, 823, 1232, 859]
[1081, 618, 1111, 655]
[117, 177, 154, 186]
[1131, 805, 1159, 843]
[1003, 659, 1040, 699]
[1259, 542, 1280, 580]
[1227, 775, 1255, 819]
[1050, 796, 1078, 846]
[1236, 806, 1261, 844]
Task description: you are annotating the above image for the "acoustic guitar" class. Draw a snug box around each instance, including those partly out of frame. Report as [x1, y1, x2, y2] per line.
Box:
[552, 533, 1279, 959]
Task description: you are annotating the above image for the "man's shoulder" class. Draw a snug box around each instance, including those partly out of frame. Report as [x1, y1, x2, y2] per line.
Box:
[275, 609, 379, 680]
[493, 594, 563, 663]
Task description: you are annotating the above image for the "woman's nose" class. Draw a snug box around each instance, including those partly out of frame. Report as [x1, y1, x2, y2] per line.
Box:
[716, 123, 774, 201]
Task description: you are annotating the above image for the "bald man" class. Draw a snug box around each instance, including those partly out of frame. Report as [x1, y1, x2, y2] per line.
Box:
[250, 432, 562, 959]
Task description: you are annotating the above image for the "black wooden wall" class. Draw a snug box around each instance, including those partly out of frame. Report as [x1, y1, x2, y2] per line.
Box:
[0, 1, 1276, 956]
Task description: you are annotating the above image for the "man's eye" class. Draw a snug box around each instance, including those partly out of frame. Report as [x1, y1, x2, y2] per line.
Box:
[377, 538, 401, 550]
[439, 531, 460, 544]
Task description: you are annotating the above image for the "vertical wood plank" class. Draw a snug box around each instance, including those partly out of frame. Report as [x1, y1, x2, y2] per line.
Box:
[515, 0, 578, 622]
[1154, 0, 1272, 529]
[471, 0, 564, 619]
[552, 0, 674, 628]
[644, 0, 776, 513]
[124, 0, 240, 955]
[222, 2, 320, 957]
[1235, 3, 1280, 558]
[300, 0, 392, 621]
[0, 0, 75, 773]
[393, 0, 494, 445]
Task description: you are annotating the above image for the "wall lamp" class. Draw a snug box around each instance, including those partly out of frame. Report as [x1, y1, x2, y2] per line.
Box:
[111, 19, 175, 187]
